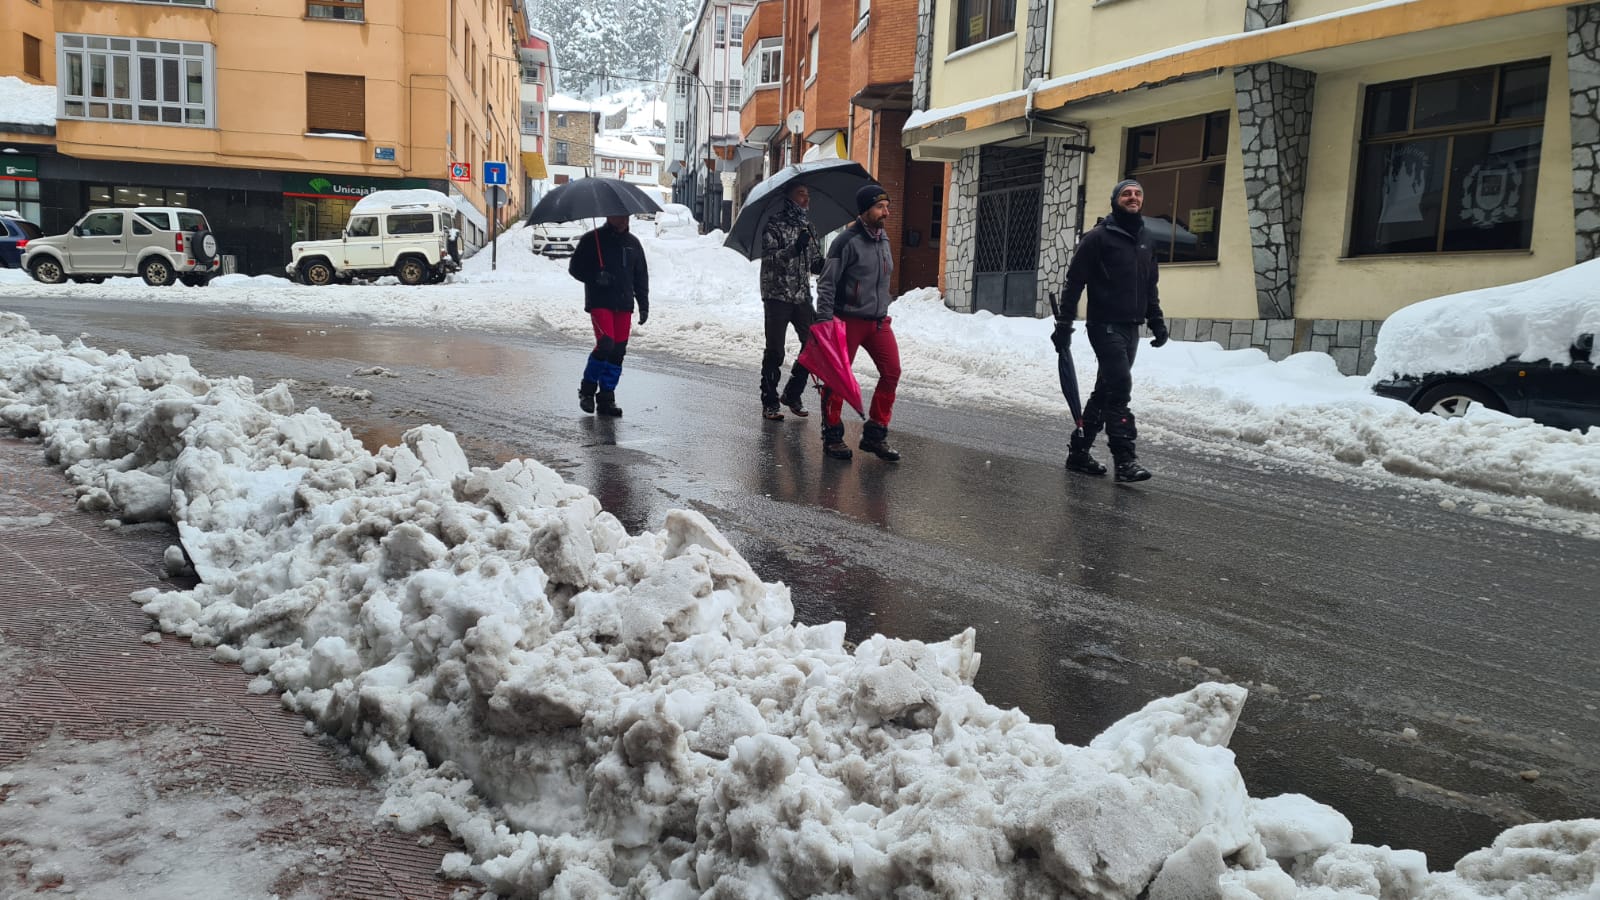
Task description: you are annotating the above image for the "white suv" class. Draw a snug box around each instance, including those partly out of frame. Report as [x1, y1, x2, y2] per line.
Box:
[22, 207, 222, 286]
[287, 199, 462, 286]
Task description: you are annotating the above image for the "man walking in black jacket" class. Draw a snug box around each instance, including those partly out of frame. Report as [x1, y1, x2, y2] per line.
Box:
[758, 184, 824, 420]
[569, 215, 650, 417]
[1052, 179, 1169, 482]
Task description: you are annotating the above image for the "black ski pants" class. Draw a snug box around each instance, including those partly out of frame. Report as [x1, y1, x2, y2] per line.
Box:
[1081, 321, 1140, 461]
[761, 299, 814, 405]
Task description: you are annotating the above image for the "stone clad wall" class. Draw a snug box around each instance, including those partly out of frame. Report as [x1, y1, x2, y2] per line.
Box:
[1244, 0, 1287, 31]
[943, 149, 981, 311]
[1036, 138, 1083, 315]
[1570, 3, 1600, 263]
[1023, 0, 1049, 83]
[1233, 62, 1315, 319]
[913, 0, 934, 112]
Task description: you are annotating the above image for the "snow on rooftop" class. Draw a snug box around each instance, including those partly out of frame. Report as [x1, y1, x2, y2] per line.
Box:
[0, 76, 57, 127]
[2, 310, 1597, 897]
[350, 189, 455, 213]
[549, 93, 598, 112]
[593, 134, 664, 162]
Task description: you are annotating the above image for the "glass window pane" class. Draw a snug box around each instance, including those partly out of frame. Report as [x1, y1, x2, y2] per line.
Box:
[137, 40, 156, 53]
[89, 102, 109, 118]
[1414, 70, 1493, 129]
[1498, 62, 1550, 121]
[138, 105, 160, 122]
[185, 108, 206, 124]
[1363, 84, 1412, 137]
[63, 35, 83, 48]
[88, 37, 107, 50]
[1204, 112, 1229, 160]
[113, 56, 131, 99]
[1135, 168, 1179, 261]
[164, 59, 179, 103]
[66, 54, 84, 97]
[162, 107, 181, 123]
[140, 58, 157, 101]
[1128, 127, 1157, 169]
[1351, 137, 1448, 254]
[19, 181, 40, 201]
[1442, 126, 1542, 252]
[110, 38, 130, 51]
[113, 103, 133, 120]
[90, 186, 113, 204]
[160, 41, 180, 54]
[1168, 164, 1224, 262]
[65, 101, 85, 116]
[1155, 116, 1204, 165]
[186, 59, 203, 103]
[89, 54, 108, 98]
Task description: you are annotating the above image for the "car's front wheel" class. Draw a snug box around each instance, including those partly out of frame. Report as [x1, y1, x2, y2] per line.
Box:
[300, 260, 335, 286]
[29, 257, 66, 285]
[141, 257, 176, 287]
[1414, 381, 1506, 419]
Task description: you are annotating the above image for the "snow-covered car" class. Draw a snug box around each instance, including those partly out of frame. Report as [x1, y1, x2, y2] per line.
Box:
[22, 207, 221, 286]
[655, 203, 697, 239]
[1370, 260, 1600, 432]
[287, 195, 461, 286]
[530, 221, 587, 258]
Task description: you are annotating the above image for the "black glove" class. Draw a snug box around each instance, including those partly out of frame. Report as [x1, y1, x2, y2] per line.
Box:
[594, 271, 614, 288]
[637, 299, 649, 325]
[1149, 320, 1170, 348]
[1050, 321, 1074, 353]
[793, 231, 810, 253]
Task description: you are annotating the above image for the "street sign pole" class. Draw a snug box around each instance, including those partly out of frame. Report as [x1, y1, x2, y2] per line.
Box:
[483, 163, 509, 272]
[490, 194, 498, 271]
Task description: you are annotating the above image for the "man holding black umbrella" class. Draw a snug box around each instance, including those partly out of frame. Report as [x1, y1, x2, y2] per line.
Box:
[1052, 178, 1168, 482]
[758, 184, 825, 420]
[569, 215, 650, 417]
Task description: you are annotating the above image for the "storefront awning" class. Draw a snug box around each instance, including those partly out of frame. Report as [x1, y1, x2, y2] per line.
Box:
[522, 151, 548, 180]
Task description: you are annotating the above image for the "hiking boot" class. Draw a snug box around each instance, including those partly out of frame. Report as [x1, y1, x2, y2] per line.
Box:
[859, 422, 901, 462]
[579, 380, 598, 414]
[1065, 449, 1107, 476]
[781, 386, 809, 418]
[822, 424, 853, 461]
[1114, 459, 1152, 482]
[763, 403, 785, 421]
[596, 390, 623, 417]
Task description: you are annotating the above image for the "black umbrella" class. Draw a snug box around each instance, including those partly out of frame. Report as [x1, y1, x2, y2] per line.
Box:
[1048, 293, 1085, 436]
[526, 177, 662, 225]
[723, 159, 874, 259]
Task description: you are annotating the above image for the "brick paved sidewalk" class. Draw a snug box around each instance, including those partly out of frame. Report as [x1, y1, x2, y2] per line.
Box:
[0, 436, 476, 898]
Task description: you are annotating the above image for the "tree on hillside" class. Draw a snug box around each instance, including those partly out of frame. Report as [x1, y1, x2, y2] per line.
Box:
[531, 0, 699, 96]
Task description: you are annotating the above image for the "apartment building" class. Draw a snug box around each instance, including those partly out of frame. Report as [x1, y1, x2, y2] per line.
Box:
[0, 0, 528, 275]
[668, 0, 755, 231]
[519, 27, 555, 206]
[3, 0, 56, 85]
[904, 0, 1599, 373]
[593, 134, 667, 203]
[546, 96, 601, 185]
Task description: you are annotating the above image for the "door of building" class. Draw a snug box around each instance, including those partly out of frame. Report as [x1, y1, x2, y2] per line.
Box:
[972, 146, 1043, 317]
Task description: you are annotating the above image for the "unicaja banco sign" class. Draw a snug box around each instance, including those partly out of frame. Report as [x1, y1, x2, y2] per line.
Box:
[282, 173, 436, 199]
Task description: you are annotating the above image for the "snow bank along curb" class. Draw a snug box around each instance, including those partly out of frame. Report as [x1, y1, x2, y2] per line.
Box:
[1, 312, 1595, 898]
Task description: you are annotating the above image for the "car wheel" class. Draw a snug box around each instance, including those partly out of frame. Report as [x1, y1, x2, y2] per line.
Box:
[301, 260, 335, 286]
[141, 257, 176, 287]
[29, 257, 66, 285]
[1414, 381, 1506, 419]
[395, 256, 428, 286]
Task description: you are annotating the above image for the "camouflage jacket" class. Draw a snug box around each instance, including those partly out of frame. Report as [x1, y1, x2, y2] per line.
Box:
[759, 200, 824, 304]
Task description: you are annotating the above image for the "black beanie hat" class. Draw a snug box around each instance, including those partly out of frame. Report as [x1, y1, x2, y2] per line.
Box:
[1110, 178, 1143, 208]
[856, 183, 889, 214]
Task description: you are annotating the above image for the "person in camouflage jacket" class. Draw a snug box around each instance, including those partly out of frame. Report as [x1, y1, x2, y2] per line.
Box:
[758, 184, 825, 420]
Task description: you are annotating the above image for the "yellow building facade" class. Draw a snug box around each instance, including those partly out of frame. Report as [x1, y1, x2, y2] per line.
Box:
[0, 0, 526, 274]
[905, 0, 1597, 373]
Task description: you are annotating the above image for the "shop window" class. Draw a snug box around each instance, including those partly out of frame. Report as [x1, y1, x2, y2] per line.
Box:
[89, 185, 193, 209]
[954, 0, 1014, 51]
[58, 35, 213, 127]
[0, 179, 42, 224]
[1351, 59, 1549, 255]
[307, 0, 364, 21]
[1124, 110, 1229, 263]
[23, 35, 42, 79]
[306, 72, 366, 136]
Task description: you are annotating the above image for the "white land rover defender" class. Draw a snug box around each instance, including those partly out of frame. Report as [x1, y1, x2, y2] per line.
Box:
[287, 196, 462, 286]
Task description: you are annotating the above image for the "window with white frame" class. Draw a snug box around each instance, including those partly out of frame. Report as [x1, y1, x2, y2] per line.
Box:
[58, 34, 213, 126]
[715, 10, 727, 48]
[731, 11, 748, 43]
[858, 0, 869, 19]
[809, 28, 819, 80]
[713, 84, 725, 110]
[728, 80, 741, 108]
[602, 157, 617, 172]
[674, 121, 686, 141]
[639, 162, 652, 176]
[743, 38, 781, 89]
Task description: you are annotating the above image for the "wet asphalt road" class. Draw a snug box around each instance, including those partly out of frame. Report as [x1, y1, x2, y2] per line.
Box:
[5, 295, 1597, 867]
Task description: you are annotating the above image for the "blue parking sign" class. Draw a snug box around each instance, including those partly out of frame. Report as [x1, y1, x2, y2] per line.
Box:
[483, 162, 508, 185]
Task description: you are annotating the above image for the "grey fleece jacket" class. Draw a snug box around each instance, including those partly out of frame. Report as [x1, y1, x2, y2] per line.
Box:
[816, 219, 894, 321]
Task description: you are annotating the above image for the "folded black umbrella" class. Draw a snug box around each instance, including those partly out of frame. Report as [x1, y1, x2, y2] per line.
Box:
[723, 159, 874, 260]
[1049, 293, 1085, 434]
[526, 177, 662, 225]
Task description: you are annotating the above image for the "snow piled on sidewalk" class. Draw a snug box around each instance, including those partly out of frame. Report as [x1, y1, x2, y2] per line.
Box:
[2, 311, 1596, 898]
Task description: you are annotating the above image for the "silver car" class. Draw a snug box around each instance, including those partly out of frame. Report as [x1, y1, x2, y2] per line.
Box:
[22, 207, 223, 286]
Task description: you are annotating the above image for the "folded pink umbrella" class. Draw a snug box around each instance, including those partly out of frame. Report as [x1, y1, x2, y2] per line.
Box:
[796, 318, 865, 419]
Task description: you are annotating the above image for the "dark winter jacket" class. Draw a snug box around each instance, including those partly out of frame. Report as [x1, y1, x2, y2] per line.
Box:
[816, 219, 894, 321]
[1060, 218, 1164, 328]
[568, 224, 649, 315]
[760, 200, 824, 304]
